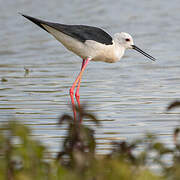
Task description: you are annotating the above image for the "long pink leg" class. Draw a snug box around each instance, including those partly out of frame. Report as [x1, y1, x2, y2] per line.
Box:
[69, 58, 90, 121]
[75, 59, 86, 109]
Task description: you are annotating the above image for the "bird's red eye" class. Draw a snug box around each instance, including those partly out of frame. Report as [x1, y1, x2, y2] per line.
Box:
[125, 38, 130, 42]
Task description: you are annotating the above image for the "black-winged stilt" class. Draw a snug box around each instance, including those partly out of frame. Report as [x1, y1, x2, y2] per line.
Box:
[21, 14, 156, 121]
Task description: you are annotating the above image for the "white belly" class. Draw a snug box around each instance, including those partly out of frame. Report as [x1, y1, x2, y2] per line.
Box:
[42, 25, 87, 56]
[42, 24, 123, 63]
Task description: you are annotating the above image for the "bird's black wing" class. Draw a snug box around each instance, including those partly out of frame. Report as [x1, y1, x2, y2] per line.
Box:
[21, 14, 113, 45]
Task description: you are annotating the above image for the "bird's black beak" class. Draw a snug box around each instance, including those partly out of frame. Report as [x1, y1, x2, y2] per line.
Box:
[132, 45, 156, 61]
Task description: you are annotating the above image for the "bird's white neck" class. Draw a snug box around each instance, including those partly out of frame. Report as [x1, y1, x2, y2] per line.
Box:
[113, 41, 125, 61]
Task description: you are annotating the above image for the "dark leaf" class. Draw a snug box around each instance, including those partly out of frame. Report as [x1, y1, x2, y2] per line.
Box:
[59, 114, 73, 125]
[167, 101, 180, 111]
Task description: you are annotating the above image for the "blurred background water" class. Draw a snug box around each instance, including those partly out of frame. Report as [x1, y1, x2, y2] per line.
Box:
[0, 0, 180, 154]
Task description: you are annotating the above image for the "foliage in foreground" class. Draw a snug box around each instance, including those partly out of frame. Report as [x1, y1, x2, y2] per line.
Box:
[0, 102, 180, 180]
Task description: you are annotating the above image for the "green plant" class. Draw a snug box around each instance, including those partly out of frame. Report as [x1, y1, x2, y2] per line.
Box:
[0, 101, 180, 179]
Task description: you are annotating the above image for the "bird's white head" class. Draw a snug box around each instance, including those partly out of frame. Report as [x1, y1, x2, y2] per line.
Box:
[114, 32, 134, 49]
[113, 32, 156, 61]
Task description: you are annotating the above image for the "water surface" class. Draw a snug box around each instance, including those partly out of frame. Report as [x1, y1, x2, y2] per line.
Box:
[0, 0, 180, 154]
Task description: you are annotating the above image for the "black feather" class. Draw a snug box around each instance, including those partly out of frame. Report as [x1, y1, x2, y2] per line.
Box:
[21, 14, 113, 45]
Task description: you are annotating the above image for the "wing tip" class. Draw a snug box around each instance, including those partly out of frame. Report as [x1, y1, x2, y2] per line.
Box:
[20, 13, 49, 33]
[19, 12, 29, 19]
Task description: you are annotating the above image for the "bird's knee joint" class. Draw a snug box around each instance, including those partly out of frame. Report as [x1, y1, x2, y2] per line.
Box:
[69, 88, 74, 96]
[75, 92, 80, 99]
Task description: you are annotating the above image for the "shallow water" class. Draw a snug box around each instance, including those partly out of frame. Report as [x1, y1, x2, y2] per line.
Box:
[0, 0, 180, 154]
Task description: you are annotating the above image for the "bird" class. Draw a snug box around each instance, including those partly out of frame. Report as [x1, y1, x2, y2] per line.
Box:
[21, 14, 156, 122]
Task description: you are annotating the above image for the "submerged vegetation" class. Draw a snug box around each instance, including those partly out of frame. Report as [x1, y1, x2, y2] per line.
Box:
[0, 102, 180, 180]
